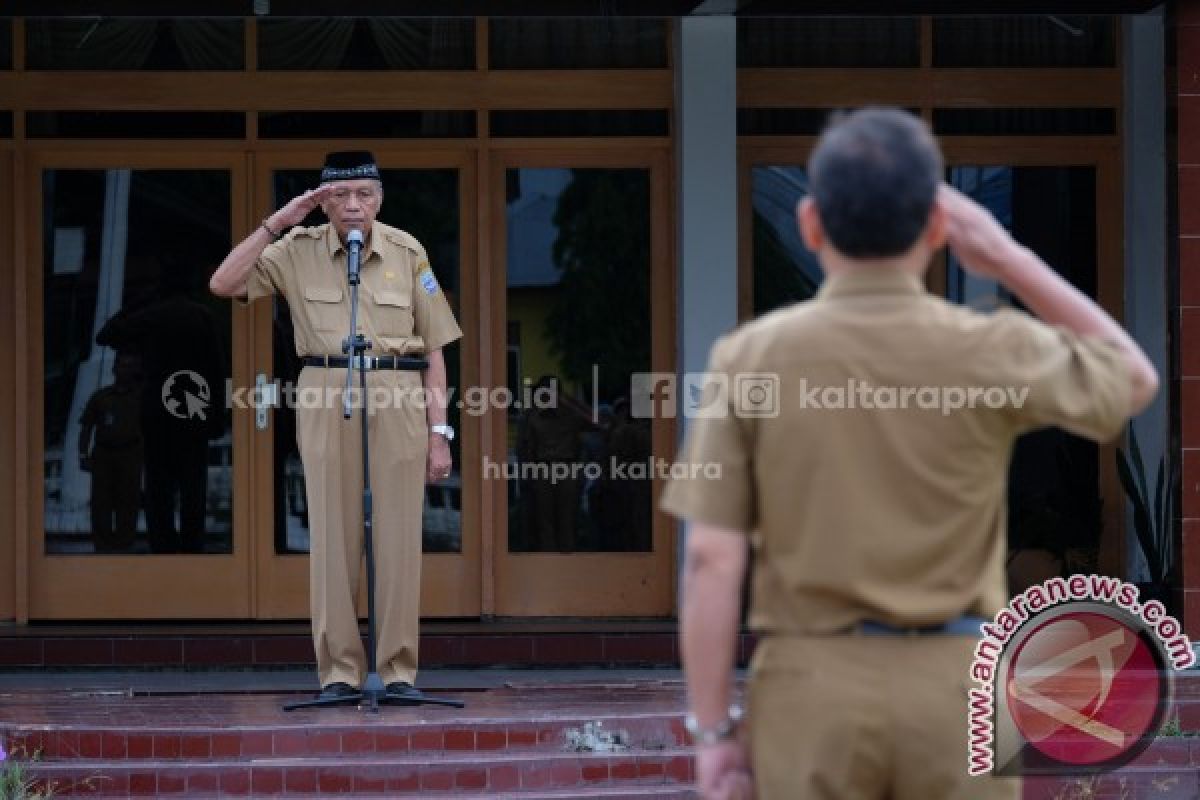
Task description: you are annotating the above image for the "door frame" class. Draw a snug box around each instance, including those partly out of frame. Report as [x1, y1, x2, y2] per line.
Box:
[1, 147, 16, 623]
[249, 146, 483, 620]
[488, 146, 677, 617]
[23, 148, 254, 619]
[738, 136, 1127, 577]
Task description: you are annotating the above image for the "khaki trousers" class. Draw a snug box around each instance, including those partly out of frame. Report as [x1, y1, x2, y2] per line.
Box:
[297, 366, 428, 688]
[747, 634, 1021, 800]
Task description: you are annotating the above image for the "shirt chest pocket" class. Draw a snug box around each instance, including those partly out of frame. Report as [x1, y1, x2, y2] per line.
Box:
[371, 289, 414, 337]
[302, 285, 344, 332]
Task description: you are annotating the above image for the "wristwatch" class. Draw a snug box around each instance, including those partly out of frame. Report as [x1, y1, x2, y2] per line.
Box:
[684, 704, 744, 746]
[431, 424, 455, 441]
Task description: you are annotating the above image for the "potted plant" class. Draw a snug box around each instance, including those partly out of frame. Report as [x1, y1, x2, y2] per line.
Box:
[1115, 425, 1178, 609]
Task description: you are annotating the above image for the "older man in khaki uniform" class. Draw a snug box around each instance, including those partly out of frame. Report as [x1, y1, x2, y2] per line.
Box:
[663, 110, 1158, 799]
[210, 151, 461, 699]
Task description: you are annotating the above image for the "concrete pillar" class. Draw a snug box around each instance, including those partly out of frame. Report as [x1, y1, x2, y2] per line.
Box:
[674, 15, 739, 379]
[1172, 0, 1200, 637]
[671, 14, 739, 589]
[1124, 11, 1169, 580]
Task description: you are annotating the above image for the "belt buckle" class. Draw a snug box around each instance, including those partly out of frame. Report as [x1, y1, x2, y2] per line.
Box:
[350, 355, 376, 370]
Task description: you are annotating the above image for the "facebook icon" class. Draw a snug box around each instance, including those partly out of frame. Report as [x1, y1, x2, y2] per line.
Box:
[630, 373, 677, 419]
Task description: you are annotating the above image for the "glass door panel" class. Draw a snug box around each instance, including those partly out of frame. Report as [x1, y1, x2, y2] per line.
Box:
[493, 151, 674, 617]
[506, 166, 652, 554]
[29, 153, 250, 618]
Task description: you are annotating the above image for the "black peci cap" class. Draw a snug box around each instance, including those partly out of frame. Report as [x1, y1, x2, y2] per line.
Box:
[321, 151, 380, 182]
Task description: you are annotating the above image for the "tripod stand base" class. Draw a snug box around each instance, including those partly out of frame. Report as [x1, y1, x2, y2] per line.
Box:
[282, 672, 465, 713]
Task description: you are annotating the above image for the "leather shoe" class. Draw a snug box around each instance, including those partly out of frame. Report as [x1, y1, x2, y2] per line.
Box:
[386, 681, 422, 699]
[318, 682, 358, 700]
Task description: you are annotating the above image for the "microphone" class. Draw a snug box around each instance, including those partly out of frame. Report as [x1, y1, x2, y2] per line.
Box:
[346, 229, 364, 285]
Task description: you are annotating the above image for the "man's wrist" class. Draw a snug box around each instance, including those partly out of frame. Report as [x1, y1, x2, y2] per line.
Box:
[261, 216, 283, 240]
[685, 704, 743, 746]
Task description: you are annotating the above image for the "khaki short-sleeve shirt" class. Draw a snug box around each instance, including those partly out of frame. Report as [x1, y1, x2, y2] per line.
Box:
[241, 222, 462, 358]
[660, 267, 1132, 633]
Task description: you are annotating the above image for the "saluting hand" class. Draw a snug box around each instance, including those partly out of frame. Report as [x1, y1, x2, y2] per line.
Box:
[270, 184, 336, 231]
[939, 185, 1026, 282]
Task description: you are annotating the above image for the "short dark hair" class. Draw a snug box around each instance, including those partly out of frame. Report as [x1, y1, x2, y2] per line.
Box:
[807, 107, 943, 259]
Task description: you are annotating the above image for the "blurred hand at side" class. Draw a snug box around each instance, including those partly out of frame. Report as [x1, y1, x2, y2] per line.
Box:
[696, 740, 754, 800]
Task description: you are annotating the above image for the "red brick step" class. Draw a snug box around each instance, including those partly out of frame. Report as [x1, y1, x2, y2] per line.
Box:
[8, 712, 686, 761]
[27, 750, 695, 796]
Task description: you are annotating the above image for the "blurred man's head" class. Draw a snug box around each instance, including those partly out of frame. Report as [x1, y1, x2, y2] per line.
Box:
[799, 108, 945, 272]
[113, 352, 143, 387]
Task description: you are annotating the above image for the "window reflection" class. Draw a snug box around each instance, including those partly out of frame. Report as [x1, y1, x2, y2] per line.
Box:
[751, 166, 821, 316]
[506, 168, 653, 553]
[26, 19, 243, 70]
[257, 18, 474, 70]
[0, 19, 11, 70]
[948, 165, 1101, 593]
[43, 169, 233, 555]
[489, 18, 667, 69]
[737, 17, 920, 68]
[932, 16, 1116, 67]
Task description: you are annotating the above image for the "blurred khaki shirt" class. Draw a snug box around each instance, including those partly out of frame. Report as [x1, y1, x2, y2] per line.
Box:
[660, 267, 1131, 633]
[241, 221, 462, 358]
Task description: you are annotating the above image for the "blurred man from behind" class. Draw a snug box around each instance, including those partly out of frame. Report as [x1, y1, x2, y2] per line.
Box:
[662, 108, 1157, 799]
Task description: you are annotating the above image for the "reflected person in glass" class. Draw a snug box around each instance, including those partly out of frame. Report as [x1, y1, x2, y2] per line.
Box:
[78, 351, 144, 554]
[96, 255, 225, 555]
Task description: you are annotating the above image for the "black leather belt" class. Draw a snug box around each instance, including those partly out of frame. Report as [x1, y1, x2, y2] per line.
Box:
[855, 615, 987, 636]
[303, 355, 428, 371]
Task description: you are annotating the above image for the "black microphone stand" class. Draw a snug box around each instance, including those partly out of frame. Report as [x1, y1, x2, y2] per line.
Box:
[284, 229, 463, 714]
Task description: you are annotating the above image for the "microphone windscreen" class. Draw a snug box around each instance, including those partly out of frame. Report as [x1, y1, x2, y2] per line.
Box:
[347, 229, 364, 246]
